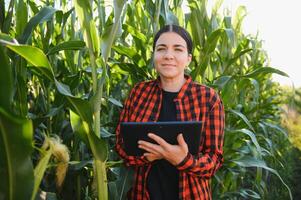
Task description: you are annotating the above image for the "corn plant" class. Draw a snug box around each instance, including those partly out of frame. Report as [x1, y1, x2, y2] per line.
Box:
[0, 0, 294, 199]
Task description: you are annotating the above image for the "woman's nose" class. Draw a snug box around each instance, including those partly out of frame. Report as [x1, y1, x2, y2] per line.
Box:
[163, 50, 174, 59]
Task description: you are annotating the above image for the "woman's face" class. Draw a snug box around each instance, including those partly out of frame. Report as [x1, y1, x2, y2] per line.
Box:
[154, 32, 191, 80]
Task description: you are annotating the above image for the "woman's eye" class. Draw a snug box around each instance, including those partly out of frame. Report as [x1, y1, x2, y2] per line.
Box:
[156, 48, 165, 51]
[175, 48, 183, 52]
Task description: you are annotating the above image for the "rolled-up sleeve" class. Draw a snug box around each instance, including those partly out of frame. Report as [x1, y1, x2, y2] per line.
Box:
[176, 96, 224, 178]
[115, 87, 149, 167]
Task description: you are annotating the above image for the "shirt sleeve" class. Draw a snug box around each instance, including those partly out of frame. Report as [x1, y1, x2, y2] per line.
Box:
[176, 95, 224, 178]
[115, 85, 149, 167]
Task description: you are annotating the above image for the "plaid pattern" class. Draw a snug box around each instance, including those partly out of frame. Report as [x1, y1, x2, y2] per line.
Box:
[115, 75, 224, 200]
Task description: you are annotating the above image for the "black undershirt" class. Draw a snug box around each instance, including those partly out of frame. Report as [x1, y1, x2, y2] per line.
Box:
[147, 90, 179, 200]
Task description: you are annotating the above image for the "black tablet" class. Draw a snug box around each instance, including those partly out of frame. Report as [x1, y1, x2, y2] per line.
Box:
[120, 121, 203, 156]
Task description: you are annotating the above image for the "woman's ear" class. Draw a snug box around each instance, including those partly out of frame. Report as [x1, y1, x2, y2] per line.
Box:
[186, 53, 192, 66]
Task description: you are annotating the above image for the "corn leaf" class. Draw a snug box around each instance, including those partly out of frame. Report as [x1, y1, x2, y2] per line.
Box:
[0, 45, 13, 110]
[16, 0, 28, 37]
[31, 147, 52, 200]
[0, 108, 34, 200]
[70, 110, 107, 161]
[230, 128, 261, 154]
[244, 67, 289, 78]
[0, 1, 4, 28]
[73, 0, 100, 55]
[19, 6, 58, 44]
[54, 79, 74, 97]
[1, 0, 14, 33]
[229, 109, 255, 132]
[47, 40, 86, 55]
[232, 156, 292, 200]
[203, 29, 224, 54]
[100, 0, 127, 62]
[5, 44, 54, 80]
[122, 24, 147, 43]
[70, 110, 90, 146]
[238, 189, 260, 199]
[108, 97, 123, 108]
[67, 97, 93, 125]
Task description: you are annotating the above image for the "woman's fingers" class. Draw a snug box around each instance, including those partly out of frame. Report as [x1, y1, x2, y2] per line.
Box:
[138, 133, 189, 166]
[143, 152, 161, 158]
[147, 133, 169, 148]
[139, 140, 164, 162]
[143, 152, 163, 162]
[138, 140, 163, 154]
[177, 133, 188, 149]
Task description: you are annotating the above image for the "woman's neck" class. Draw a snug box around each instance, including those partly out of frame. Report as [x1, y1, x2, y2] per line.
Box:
[160, 75, 186, 92]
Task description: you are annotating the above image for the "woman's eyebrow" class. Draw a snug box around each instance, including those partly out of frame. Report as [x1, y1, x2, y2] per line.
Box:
[155, 44, 186, 48]
[174, 44, 185, 48]
[155, 44, 167, 48]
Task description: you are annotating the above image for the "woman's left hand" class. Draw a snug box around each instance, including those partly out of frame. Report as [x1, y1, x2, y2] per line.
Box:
[138, 133, 188, 166]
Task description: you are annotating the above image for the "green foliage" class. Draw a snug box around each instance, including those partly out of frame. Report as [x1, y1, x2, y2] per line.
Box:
[0, 0, 296, 199]
[0, 45, 13, 109]
[0, 108, 34, 200]
[281, 87, 301, 150]
[0, 43, 34, 200]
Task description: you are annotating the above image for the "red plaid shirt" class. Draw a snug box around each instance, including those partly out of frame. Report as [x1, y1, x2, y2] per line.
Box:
[115, 75, 224, 200]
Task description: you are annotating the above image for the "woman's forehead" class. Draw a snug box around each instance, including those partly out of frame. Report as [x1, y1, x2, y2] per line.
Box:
[155, 32, 187, 47]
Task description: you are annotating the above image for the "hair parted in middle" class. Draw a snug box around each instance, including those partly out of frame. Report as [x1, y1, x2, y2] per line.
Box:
[153, 24, 193, 54]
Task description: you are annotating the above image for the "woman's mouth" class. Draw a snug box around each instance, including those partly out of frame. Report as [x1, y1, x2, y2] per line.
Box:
[162, 64, 176, 67]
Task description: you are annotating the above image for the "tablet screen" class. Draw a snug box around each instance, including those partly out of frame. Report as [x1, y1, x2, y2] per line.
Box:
[120, 121, 203, 156]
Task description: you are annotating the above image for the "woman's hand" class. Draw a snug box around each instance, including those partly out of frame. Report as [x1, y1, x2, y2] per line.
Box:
[138, 133, 188, 165]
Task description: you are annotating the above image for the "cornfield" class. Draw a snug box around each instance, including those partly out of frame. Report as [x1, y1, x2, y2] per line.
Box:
[0, 0, 297, 199]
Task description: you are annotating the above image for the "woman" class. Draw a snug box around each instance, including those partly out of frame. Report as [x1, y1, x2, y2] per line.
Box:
[115, 24, 224, 200]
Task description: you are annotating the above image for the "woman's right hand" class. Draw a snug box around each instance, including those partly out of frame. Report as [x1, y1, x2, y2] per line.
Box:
[138, 133, 188, 165]
[143, 152, 164, 162]
[138, 139, 164, 162]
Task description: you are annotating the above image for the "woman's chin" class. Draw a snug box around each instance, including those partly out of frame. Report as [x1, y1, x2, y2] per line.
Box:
[158, 72, 181, 79]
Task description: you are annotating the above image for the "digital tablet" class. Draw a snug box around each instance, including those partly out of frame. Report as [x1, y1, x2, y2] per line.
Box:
[120, 121, 203, 156]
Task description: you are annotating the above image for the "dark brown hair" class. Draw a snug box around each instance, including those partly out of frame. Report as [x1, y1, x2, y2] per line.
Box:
[153, 24, 193, 54]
